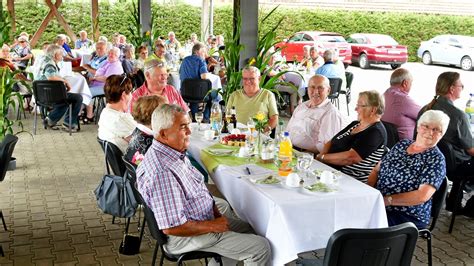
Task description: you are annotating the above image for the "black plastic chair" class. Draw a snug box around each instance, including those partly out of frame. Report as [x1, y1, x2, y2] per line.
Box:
[436, 139, 473, 233]
[97, 138, 126, 224]
[0, 134, 19, 231]
[142, 201, 222, 266]
[0, 134, 18, 257]
[419, 176, 448, 266]
[321, 222, 418, 266]
[181, 78, 212, 104]
[328, 77, 343, 109]
[92, 94, 106, 125]
[381, 121, 400, 149]
[32, 80, 76, 135]
[340, 71, 353, 115]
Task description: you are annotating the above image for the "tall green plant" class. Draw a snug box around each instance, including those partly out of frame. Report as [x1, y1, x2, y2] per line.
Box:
[0, 67, 26, 141]
[0, 5, 12, 45]
[218, 14, 244, 104]
[127, 1, 159, 53]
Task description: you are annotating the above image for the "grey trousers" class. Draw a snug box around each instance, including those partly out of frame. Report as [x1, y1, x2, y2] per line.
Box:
[164, 198, 272, 266]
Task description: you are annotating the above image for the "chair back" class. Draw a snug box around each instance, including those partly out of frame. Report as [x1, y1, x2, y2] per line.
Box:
[323, 222, 418, 266]
[33, 80, 68, 108]
[436, 139, 456, 176]
[142, 200, 169, 245]
[429, 176, 448, 231]
[328, 77, 342, 99]
[181, 78, 212, 103]
[344, 71, 353, 102]
[122, 157, 142, 203]
[97, 138, 126, 177]
[0, 134, 19, 182]
[381, 121, 400, 149]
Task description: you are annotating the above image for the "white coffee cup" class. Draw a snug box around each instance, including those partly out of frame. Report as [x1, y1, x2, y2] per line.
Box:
[286, 173, 300, 187]
[231, 128, 241, 134]
[238, 147, 248, 157]
[204, 130, 215, 140]
[320, 170, 334, 185]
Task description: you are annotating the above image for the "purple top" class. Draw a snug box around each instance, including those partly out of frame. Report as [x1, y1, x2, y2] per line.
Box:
[91, 60, 124, 87]
[136, 140, 214, 230]
[382, 87, 421, 140]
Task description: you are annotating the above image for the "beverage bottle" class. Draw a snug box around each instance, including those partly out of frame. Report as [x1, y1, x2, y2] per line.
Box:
[221, 109, 229, 133]
[275, 120, 284, 142]
[465, 93, 474, 124]
[278, 132, 293, 177]
[230, 106, 238, 129]
[210, 101, 222, 133]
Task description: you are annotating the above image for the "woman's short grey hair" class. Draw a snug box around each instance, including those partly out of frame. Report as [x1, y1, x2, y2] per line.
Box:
[417, 110, 450, 135]
[359, 90, 385, 115]
[151, 104, 186, 136]
[110, 47, 120, 57]
[46, 44, 63, 58]
[242, 66, 261, 77]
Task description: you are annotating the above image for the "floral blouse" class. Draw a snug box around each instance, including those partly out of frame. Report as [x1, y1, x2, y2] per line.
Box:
[376, 139, 445, 225]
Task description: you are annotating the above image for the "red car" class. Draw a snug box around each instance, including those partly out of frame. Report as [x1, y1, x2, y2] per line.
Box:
[275, 31, 352, 65]
[347, 33, 408, 69]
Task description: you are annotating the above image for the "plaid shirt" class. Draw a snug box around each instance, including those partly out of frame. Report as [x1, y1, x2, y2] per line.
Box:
[136, 140, 214, 229]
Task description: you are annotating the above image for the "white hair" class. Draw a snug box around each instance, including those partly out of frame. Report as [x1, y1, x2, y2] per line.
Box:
[417, 110, 450, 135]
[242, 66, 261, 77]
[151, 104, 186, 136]
[110, 47, 120, 57]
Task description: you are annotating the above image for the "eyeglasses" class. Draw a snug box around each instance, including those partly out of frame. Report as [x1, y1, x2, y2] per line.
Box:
[119, 74, 129, 86]
[419, 124, 442, 134]
[145, 62, 165, 71]
[242, 77, 257, 82]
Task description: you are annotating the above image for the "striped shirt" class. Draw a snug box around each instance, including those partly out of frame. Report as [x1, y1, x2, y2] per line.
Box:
[129, 82, 189, 113]
[136, 140, 214, 229]
[329, 121, 387, 183]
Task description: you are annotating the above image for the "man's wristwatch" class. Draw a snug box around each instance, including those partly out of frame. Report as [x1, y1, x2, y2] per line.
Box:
[386, 196, 393, 206]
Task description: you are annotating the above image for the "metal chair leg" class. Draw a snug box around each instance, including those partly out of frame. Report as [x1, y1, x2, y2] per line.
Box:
[33, 109, 38, 135]
[0, 244, 4, 257]
[0, 211, 6, 231]
[151, 240, 160, 266]
[426, 231, 432, 266]
[68, 104, 72, 136]
[449, 179, 468, 233]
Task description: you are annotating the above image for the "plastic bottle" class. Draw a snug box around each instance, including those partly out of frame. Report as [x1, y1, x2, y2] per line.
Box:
[275, 120, 284, 143]
[465, 93, 474, 124]
[278, 132, 293, 177]
[210, 101, 222, 133]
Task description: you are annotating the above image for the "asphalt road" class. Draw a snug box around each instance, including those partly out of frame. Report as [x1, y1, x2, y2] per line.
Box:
[343, 62, 474, 120]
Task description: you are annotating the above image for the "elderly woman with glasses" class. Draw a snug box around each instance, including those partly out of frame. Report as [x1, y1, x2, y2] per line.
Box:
[368, 110, 449, 229]
[98, 75, 137, 153]
[316, 90, 387, 183]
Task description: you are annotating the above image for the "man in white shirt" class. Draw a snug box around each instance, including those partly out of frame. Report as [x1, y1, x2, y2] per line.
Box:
[286, 74, 346, 154]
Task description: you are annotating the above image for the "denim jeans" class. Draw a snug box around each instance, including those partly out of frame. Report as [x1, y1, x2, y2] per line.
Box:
[48, 92, 83, 126]
[190, 90, 221, 120]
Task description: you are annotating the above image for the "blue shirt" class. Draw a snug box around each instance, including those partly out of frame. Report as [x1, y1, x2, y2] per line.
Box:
[75, 39, 93, 49]
[89, 54, 108, 70]
[376, 139, 445, 226]
[315, 62, 344, 79]
[179, 54, 208, 82]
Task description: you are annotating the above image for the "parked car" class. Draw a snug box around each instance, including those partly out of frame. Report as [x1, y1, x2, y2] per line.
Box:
[275, 31, 352, 66]
[347, 33, 408, 70]
[417, 34, 474, 71]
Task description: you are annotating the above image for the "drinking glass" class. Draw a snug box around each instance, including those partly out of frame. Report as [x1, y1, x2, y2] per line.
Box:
[195, 112, 204, 131]
[247, 119, 256, 136]
[245, 135, 256, 162]
[297, 153, 313, 183]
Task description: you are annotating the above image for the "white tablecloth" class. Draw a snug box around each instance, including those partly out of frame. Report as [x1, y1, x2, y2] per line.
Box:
[188, 130, 388, 265]
[168, 72, 222, 91]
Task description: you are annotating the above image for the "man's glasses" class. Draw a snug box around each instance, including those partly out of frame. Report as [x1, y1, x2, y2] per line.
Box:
[242, 77, 256, 82]
[144, 62, 165, 71]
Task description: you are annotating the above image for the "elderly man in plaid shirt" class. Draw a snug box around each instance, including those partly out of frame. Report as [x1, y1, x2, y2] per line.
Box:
[136, 104, 271, 265]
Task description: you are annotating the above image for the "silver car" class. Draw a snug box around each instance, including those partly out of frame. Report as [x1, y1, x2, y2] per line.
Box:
[417, 35, 474, 71]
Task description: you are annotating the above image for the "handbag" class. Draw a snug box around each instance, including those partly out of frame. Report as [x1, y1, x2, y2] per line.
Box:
[94, 142, 138, 218]
[119, 234, 141, 255]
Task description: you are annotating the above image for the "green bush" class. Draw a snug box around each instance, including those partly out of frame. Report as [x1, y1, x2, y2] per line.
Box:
[9, 2, 474, 61]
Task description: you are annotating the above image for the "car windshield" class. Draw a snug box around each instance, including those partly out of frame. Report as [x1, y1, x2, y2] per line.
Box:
[457, 36, 474, 47]
[367, 35, 398, 45]
[318, 35, 346, 43]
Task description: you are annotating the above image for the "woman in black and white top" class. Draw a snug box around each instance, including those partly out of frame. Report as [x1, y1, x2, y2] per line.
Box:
[316, 90, 387, 183]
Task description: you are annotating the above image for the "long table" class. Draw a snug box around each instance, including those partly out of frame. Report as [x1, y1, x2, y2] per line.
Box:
[188, 128, 388, 265]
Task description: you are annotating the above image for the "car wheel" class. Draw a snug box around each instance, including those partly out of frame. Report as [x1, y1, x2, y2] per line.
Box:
[390, 64, 401, 70]
[359, 54, 369, 69]
[460, 56, 473, 71]
[422, 52, 432, 65]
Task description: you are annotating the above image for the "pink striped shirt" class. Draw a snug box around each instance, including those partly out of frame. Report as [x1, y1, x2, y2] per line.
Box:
[129, 82, 190, 113]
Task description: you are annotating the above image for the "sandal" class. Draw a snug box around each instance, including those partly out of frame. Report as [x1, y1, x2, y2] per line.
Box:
[82, 116, 94, 124]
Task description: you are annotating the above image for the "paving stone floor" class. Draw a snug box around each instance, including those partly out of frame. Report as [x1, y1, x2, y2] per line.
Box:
[0, 114, 472, 265]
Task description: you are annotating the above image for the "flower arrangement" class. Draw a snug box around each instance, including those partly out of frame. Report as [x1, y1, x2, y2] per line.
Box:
[252, 111, 268, 133]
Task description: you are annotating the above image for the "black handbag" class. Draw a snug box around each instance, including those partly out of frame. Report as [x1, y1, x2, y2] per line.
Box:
[119, 234, 141, 255]
[94, 142, 138, 218]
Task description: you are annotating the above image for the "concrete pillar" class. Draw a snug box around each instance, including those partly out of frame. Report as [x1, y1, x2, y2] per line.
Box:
[201, 0, 210, 42]
[209, 0, 214, 36]
[236, 0, 258, 68]
[139, 0, 152, 34]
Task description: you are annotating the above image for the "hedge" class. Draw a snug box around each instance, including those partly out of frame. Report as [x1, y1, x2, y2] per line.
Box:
[8, 1, 474, 61]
